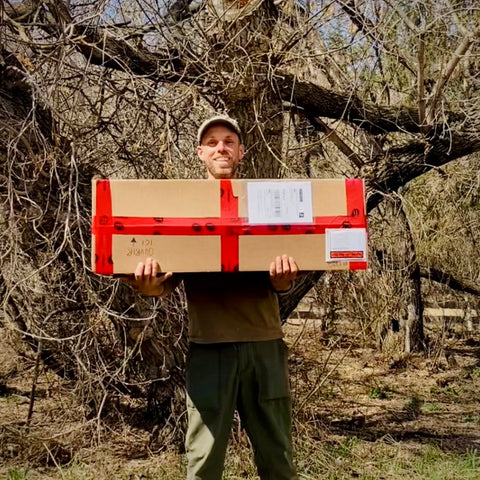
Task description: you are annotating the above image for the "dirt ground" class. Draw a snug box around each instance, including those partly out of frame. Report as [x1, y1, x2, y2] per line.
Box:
[285, 317, 480, 454]
[1, 316, 479, 478]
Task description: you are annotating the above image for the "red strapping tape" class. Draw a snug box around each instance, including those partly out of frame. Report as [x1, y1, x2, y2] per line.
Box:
[220, 179, 241, 271]
[93, 179, 114, 275]
[92, 179, 368, 273]
[345, 179, 368, 270]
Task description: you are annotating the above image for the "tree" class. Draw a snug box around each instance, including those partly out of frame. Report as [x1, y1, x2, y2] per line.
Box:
[1, 0, 480, 435]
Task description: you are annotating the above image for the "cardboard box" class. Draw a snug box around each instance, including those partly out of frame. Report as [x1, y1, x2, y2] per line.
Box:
[91, 178, 368, 274]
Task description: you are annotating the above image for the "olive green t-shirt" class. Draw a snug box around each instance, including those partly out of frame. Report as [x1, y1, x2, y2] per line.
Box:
[165, 272, 283, 343]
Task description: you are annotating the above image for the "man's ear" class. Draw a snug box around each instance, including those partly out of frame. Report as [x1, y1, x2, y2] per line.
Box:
[239, 144, 245, 161]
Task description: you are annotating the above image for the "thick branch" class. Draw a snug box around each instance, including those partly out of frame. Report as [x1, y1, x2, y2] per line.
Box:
[0, 47, 54, 147]
[375, 248, 480, 297]
[277, 74, 465, 135]
[420, 266, 480, 297]
[364, 133, 480, 211]
[73, 25, 190, 81]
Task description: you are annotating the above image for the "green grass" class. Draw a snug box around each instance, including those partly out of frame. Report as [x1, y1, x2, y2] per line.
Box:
[1, 394, 29, 404]
[369, 384, 395, 400]
[461, 414, 480, 423]
[424, 401, 443, 412]
[3, 441, 479, 479]
[405, 445, 480, 480]
[294, 437, 480, 480]
[467, 366, 480, 378]
[430, 385, 461, 398]
[6, 469, 28, 480]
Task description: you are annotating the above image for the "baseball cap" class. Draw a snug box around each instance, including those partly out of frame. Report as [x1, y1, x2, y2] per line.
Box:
[197, 115, 243, 145]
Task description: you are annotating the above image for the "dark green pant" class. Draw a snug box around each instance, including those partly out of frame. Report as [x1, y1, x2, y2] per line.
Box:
[185, 339, 298, 480]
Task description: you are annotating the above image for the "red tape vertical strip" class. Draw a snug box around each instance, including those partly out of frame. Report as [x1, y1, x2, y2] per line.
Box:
[345, 179, 365, 223]
[345, 179, 368, 270]
[349, 261, 367, 270]
[94, 179, 114, 275]
[220, 179, 239, 272]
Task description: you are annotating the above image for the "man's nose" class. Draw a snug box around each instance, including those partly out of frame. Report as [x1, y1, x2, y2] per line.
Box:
[216, 141, 227, 151]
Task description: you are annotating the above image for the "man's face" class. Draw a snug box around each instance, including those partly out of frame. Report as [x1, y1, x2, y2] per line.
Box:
[197, 124, 244, 179]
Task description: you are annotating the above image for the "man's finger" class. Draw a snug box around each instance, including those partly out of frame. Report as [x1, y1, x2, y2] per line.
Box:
[269, 261, 276, 277]
[151, 259, 158, 278]
[276, 255, 283, 274]
[157, 271, 174, 285]
[135, 262, 145, 280]
[289, 256, 298, 276]
[144, 257, 153, 277]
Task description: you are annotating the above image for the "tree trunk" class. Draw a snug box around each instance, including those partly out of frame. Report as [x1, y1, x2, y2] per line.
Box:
[393, 198, 425, 353]
[229, 91, 284, 179]
[213, 0, 284, 178]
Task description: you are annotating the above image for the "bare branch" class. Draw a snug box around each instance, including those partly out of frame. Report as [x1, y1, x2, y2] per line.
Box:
[338, 0, 417, 75]
[308, 115, 364, 168]
[426, 26, 480, 124]
[417, 34, 427, 132]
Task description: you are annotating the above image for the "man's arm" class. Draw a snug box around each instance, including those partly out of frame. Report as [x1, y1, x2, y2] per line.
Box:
[125, 257, 175, 297]
[269, 254, 298, 293]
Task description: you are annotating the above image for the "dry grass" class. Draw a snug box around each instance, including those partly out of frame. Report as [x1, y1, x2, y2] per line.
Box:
[1, 315, 480, 480]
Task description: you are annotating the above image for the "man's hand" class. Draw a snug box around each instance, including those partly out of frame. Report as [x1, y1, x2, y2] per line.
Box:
[269, 254, 298, 293]
[126, 258, 173, 297]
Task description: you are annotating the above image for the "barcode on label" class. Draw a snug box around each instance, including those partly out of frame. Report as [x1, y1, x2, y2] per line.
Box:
[274, 190, 281, 217]
[247, 181, 313, 224]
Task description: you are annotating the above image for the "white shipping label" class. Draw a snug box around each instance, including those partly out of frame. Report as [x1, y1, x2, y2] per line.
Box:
[247, 182, 313, 224]
[326, 228, 367, 262]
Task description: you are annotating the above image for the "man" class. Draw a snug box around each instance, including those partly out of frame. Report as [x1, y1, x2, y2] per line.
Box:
[131, 115, 299, 480]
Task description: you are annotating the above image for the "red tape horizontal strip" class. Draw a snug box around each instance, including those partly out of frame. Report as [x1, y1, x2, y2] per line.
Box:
[92, 216, 367, 237]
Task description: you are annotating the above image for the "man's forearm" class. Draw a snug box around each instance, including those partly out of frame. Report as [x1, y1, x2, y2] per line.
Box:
[271, 279, 294, 293]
